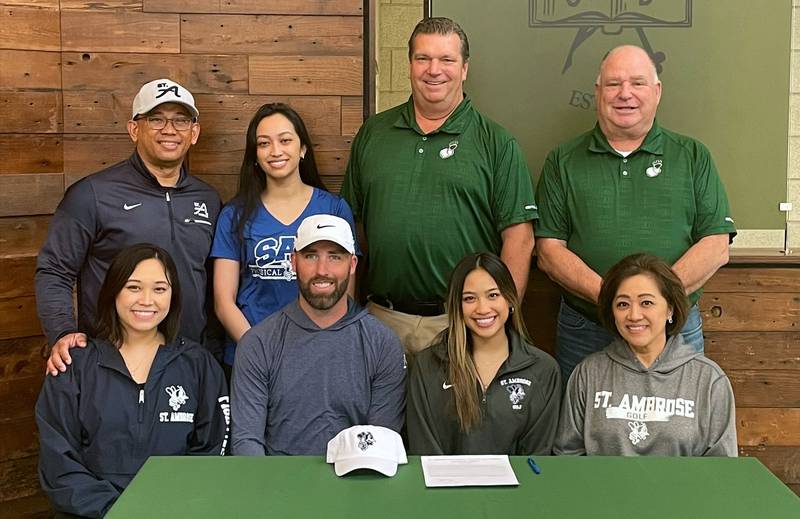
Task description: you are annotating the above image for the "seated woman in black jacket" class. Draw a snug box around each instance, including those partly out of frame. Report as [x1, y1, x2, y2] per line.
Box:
[406, 252, 561, 455]
[36, 244, 229, 518]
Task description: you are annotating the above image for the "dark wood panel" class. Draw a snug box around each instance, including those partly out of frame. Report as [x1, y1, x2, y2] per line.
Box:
[61, 0, 141, 8]
[729, 250, 800, 266]
[0, 216, 50, 259]
[143, 0, 363, 15]
[740, 446, 800, 484]
[194, 175, 237, 204]
[181, 14, 362, 56]
[0, 4, 60, 52]
[326, 176, 343, 194]
[63, 91, 133, 134]
[0, 135, 63, 175]
[522, 270, 561, 358]
[705, 332, 800, 370]
[63, 134, 133, 186]
[0, 454, 40, 502]
[1, 492, 51, 519]
[0, 174, 63, 218]
[189, 134, 243, 177]
[0, 50, 60, 90]
[704, 268, 800, 292]
[193, 94, 342, 136]
[316, 150, 349, 176]
[699, 293, 800, 332]
[62, 10, 180, 53]
[62, 52, 249, 94]
[736, 408, 800, 447]
[0, 374, 42, 422]
[341, 96, 363, 135]
[728, 370, 800, 408]
[223, 0, 363, 15]
[0, 256, 36, 300]
[0, 415, 39, 461]
[0, 91, 62, 133]
[0, 296, 41, 341]
[0, 336, 46, 382]
[143, 0, 218, 13]
[249, 56, 362, 96]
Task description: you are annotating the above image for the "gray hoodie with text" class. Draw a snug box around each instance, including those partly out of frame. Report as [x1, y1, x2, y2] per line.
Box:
[554, 334, 737, 457]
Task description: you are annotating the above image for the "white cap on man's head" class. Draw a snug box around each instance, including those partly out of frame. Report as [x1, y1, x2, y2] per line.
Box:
[131, 79, 199, 119]
[294, 214, 355, 255]
[326, 425, 407, 477]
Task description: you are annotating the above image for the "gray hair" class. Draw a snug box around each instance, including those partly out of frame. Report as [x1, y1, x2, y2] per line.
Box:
[595, 45, 660, 86]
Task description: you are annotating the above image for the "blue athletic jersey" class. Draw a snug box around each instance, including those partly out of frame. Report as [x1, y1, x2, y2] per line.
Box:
[211, 188, 359, 364]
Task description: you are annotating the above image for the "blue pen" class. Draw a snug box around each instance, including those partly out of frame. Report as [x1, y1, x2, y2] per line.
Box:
[527, 456, 541, 475]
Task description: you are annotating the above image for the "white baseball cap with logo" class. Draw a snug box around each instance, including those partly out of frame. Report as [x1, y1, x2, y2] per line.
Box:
[326, 425, 408, 477]
[131, 78, 199, 120]
[294, 214, 355, 255]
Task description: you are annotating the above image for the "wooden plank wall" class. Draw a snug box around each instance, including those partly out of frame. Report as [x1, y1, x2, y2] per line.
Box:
[0, 1, 364, 515]
[524, 266, 800, 497]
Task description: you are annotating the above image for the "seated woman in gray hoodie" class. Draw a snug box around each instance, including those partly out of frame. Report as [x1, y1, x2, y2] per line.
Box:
[554, 253, 737, 456]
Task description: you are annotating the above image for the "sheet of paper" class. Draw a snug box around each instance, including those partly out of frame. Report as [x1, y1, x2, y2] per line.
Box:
[420, 455, 519, 487]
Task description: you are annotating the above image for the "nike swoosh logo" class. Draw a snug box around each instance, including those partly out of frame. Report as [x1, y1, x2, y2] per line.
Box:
[442, 382, 453, 390]
[316, 224, 335, 229]
[124, 203, 142, 211]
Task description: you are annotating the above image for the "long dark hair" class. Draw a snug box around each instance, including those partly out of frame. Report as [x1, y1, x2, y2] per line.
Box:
[95, 243, 182, 346]
[232, 103, 327, 240]
[441, 252, 529, 432]
[598, 253, 689, 338]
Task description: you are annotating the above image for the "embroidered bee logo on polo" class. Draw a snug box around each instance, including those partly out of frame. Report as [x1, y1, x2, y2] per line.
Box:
[165, 385, 189, 411]
[357, 432, 375, 451]
[439, 140, 458, 159]
[628, 421, 650, 445]
[645, 159, 662, 178]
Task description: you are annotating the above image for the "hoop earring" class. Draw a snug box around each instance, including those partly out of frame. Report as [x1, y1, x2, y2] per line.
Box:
[667, 316, 673, 324]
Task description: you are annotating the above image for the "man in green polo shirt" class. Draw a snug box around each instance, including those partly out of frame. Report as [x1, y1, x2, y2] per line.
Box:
[342, 17, 537, 354]
[535, 45, 736, 382]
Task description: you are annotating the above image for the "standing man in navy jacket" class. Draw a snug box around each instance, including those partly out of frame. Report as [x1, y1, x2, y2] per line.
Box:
[35, 79, 222, 373]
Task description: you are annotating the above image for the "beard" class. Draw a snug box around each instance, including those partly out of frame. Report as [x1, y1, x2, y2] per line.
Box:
[298, 275, 350, 311]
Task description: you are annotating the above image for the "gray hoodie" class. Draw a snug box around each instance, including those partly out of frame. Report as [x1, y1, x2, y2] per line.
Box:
[231, 299, 405, 455]
[555, 334, 737, 456]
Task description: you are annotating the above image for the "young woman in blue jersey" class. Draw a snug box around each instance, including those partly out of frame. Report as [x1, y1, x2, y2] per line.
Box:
[36, 244, 228, 518]
[407, 253, 561, 455]
[211, 103, 357, 374]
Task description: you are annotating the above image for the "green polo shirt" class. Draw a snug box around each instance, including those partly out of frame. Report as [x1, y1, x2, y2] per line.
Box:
[535, 121, 736, 320]
[342, 96, 537, 302]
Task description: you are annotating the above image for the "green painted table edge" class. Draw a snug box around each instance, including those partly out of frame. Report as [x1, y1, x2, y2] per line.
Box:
[107, 455, 800, 519]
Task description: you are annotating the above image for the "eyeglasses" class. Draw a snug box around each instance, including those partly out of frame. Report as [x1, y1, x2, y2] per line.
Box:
[136, 115, 194, 131]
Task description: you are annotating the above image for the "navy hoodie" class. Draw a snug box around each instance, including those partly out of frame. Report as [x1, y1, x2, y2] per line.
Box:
[36, 337, 229, 518]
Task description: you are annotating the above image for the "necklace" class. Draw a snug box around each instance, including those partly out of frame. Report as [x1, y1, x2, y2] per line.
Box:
[121, 336, 162, 382]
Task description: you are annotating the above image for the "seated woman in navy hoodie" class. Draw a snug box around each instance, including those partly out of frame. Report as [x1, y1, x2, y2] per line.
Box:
[36, 244, 229, 518]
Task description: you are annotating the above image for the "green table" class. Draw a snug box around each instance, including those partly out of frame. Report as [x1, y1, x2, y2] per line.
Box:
[107, 456, 799, 518]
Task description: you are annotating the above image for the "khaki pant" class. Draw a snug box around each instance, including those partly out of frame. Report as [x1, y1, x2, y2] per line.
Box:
[366, 302, 448, 355]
